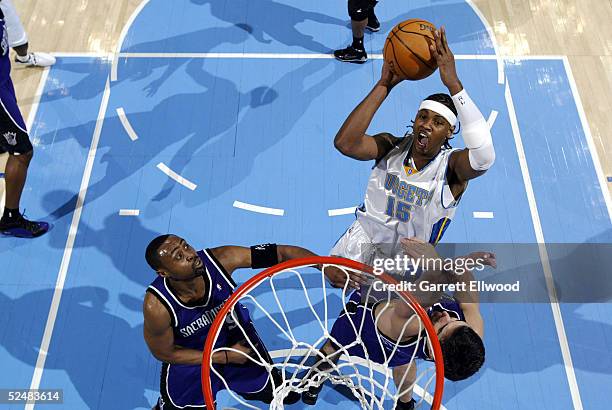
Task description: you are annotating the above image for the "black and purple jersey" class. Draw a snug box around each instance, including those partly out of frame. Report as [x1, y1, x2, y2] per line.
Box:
[0, 9, 31, 155]
[147, 249, 270, 410]
[329, 292, 465, 367]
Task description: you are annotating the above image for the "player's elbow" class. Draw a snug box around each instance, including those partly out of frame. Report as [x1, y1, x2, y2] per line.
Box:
[468, 142, 495, 171]
[334, 134, 352, 156]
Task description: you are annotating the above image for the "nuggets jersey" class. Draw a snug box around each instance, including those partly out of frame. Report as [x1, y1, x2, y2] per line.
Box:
[356, 136, 461, 247]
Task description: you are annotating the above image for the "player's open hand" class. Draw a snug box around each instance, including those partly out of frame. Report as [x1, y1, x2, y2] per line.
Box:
[324, 265, 369, 290]
[467, 251, 497, 269]
[226, 341, 254, 365]
[400, 237, 441, 262]
[378, 59, 404, 90]
[430, 26, 462, 94]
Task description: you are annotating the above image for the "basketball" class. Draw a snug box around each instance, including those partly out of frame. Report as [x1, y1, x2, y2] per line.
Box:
[383, 19, 438, 80]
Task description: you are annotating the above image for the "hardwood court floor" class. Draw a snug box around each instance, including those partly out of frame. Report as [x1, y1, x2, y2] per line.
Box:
[7, 0, 611, 198]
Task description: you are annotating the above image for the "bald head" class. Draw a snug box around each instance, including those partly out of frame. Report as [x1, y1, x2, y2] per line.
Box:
[145, 234, 171, 272]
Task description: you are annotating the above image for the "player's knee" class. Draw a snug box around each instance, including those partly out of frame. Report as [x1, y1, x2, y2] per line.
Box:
[11, 149, 33, 166]
[348, 0, 370, 21]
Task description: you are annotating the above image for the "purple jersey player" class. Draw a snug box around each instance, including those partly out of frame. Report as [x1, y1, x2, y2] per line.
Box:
[302, 239, 494, 410]
[143, 234, 319, 409]
[0, 8, 48, 237]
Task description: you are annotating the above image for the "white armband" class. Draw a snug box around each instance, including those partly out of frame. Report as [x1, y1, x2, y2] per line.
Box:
[452, 89, 495, 171]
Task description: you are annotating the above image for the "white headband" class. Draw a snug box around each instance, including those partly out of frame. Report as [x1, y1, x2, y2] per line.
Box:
[418, 100, 457, 127]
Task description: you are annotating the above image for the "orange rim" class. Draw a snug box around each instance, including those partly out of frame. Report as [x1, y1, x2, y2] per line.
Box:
[201, 256, 444, 409]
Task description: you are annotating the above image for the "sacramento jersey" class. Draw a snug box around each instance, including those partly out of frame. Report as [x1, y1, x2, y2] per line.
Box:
[329, 292, 465, 367]
[356, 135, 460, 247]
[147, 249, 271, 409]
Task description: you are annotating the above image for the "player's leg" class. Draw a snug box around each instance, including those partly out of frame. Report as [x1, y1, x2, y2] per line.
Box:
[334, 0, 373, 63]
[225, 323, 300, 405]
[366, 0, 380, 32]
[393, 362, 417, 410]
[0, 0, 55, 67]
[301, 339, 344, 405]
[302, 290, 369, 405]
[0, 80, 48, 237]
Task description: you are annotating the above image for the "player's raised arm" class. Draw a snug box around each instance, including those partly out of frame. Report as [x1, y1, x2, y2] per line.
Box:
[395, 238, 457, 314]
[431, 27, 495, 182]
[333, 61, 404, 161]
[143, 292, 250, 365]
[451, 251, 496, 338]
[210, 243, 318, 275]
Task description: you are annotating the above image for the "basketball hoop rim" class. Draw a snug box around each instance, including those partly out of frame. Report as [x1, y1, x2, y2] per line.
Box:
[201, 256, 444, 410]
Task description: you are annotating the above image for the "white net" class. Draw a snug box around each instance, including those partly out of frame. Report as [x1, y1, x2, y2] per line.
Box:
[204, 260, 442, 410]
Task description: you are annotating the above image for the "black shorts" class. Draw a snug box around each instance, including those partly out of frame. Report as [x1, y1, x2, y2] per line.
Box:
[0, 79, 33, 155]
[348, 0, 377, 20]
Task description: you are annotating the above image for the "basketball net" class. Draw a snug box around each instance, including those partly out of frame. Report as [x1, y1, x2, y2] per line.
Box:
[202, 257, 444, 410]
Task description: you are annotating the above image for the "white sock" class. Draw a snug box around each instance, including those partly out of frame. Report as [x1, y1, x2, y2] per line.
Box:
[15, 53, 30, 62]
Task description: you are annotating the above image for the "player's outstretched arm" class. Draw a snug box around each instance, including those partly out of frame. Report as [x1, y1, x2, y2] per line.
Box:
[451, 251, 496, 338]
[210, 243, 317, 275]
[431, 27, 495, 183]
[143, 293, 251, 365]
[333, 61, 403, 161]
[397, 238, 456, 312]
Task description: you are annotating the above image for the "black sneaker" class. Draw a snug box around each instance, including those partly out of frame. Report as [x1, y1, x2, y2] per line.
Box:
[0, 214, 49, 238]
[301, 383, 323, 405]
[334, 46, 367, 63]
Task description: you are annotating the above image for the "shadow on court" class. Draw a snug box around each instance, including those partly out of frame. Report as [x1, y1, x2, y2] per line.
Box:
[0, 287, 157, 409]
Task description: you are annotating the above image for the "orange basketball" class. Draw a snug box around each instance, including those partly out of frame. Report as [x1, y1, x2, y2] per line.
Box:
[383, 19, 438, 80]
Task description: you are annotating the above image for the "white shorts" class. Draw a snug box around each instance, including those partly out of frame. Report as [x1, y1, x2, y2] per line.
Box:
[330, 219, 376, 263]
[0, 0, 28, 48]
[331, 219, 406, 268]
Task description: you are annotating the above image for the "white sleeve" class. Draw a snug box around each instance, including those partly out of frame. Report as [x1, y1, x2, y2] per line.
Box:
[451, 89, 495, 171]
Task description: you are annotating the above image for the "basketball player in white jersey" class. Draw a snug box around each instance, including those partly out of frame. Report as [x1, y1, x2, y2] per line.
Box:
[0, 0, 55, 67]
[331, 27, 495, 275]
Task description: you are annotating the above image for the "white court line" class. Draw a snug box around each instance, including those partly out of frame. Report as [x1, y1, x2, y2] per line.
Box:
[50, 52, 110, 58]
[233, 200, 284, 216]
[562, 57, 612, 223]
[486, 110, 498, 129]
[472, 211, 494, 219]
[269, 348, 447, 410]
[328, 206, 357, 217]
[116, 107, 139, 141]
[156, 163, 197, 190]
[119, 209, 140, 216]
[465, 0, 505, 84]
[111, 0, 152, 81]
[505, 80, 583, 410]
[26, 79, 112, 408]
[116, 52, 566, 61]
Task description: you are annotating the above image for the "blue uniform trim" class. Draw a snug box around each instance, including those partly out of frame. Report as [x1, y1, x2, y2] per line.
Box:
[429, 217, 451, 245]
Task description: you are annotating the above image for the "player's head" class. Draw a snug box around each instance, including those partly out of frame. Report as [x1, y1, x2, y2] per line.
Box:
[431, 310, 485, 381]
[145, 234, 204, 281]
[412, 93, 457, 155]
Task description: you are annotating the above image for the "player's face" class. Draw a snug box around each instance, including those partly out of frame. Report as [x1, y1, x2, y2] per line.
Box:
[156, 235, 204, 280]
[431, 310, 467, 341]
[412, 109, 453, 156]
